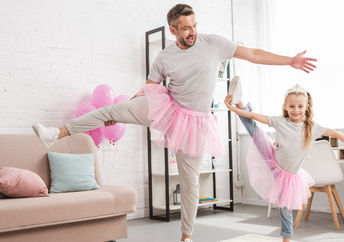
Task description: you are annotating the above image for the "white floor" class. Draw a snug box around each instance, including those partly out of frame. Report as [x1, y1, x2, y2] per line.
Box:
[125, 204, 344, 242]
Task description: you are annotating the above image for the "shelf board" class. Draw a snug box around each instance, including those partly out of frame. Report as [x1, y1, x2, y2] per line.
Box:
[153, 198, 233, 211]
[332, 146, 344, 150]
[339, 160, 344, 164]
[152, 168, 232, 176]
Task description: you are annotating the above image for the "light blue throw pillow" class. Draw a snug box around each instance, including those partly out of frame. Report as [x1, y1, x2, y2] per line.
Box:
[48, 152, 100, 193]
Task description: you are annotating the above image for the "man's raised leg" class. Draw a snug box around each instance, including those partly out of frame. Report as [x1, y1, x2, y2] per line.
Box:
[33, 96, 151, 148]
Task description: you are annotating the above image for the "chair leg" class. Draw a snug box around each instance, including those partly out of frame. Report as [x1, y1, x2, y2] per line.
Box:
[294, 204, 305, 229]
[331, 185, 344, 222]
[326, 184, 340, 230]
[304, 192, 314, 222]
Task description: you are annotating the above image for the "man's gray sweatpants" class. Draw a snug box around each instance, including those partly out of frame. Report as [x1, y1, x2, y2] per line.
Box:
[65, 96, 202, 235]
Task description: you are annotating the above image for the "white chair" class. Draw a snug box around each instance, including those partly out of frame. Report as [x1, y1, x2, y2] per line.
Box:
[294, 140, 344, 230]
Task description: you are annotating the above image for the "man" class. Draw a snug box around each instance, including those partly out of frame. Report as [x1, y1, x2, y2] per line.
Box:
[33, 4, 316, 242]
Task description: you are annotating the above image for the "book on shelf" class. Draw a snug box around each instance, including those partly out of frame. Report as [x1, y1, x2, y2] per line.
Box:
[199, 197, 217, 204]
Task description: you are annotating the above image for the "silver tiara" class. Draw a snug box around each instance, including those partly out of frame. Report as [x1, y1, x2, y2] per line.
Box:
[284, 84, 308, 99]
[181, 6, 193, 14]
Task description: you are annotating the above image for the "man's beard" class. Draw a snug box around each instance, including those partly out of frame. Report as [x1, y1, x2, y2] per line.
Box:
[177, 34, 197, 48]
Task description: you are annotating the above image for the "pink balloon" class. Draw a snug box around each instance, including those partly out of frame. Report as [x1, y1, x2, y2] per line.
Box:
[92, 84, 115, 108]
[75, 102, 102, 146]
[112, 123, 126, 142]
[100, 125, 117, 140]
[87, 128, 104, 147]
[114, 95, 130, 104]
[75, 102, 96, 117]
[101, 123, 126, 143]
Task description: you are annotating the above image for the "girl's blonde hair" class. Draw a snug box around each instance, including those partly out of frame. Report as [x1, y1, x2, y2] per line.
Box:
[283, 90, 314, 149]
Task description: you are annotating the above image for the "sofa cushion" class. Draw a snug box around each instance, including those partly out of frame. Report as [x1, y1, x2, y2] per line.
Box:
[0, 185, 136, 233]
[0, 167, 49, 198]
[48, 152, 100, 193]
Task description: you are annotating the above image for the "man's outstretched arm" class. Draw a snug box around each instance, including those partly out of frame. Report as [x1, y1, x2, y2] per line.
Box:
[233, 46, 317, 73]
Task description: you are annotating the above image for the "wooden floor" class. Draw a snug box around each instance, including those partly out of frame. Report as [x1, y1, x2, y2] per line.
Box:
[125, 204, 344, 242]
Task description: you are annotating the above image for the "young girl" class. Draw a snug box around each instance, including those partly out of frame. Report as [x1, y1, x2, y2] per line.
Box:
[225, 82, 344, 242]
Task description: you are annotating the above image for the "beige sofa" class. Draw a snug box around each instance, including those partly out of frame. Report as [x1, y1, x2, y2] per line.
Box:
[0, 133, 137, 242]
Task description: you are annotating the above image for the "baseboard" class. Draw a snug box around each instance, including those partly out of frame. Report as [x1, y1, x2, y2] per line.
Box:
[129, 200, 337, 220]
[240, 198, 270, 207]
[127, 207, 146, 220]
[240, 199, 336, 213]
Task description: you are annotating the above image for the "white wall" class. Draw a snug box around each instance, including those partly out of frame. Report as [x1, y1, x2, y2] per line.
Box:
[0, 0, 233, 219]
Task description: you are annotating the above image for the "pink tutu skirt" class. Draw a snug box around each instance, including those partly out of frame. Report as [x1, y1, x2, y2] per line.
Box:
[246, 128, 314, 210]
[142, 84, 225, 157]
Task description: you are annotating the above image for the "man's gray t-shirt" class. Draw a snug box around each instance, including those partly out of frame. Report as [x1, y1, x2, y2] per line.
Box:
[269, 116, 327, 174]
[148, 34, 237, 112]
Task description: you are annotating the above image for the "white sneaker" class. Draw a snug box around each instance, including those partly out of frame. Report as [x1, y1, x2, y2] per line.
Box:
[228, 75, 242, 104]
[32, 123, 60, 149]
[182, 239, 192, 242]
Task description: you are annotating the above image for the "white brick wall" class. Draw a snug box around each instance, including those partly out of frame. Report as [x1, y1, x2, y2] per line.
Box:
[0, 0, 232, 219]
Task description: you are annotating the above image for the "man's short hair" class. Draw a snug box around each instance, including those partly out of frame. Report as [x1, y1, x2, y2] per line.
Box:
[167, 4, 194, 27]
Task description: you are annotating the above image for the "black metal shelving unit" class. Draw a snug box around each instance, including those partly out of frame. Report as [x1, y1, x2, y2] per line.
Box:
[146, 26, 234, 222]
[211, 62, 234, 212]
[145, 26, 170, 221]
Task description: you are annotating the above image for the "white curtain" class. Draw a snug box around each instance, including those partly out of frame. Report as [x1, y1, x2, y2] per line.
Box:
[271, 0, 344, 128]
[234, 0, 344, 129]
[232, 0, 274, 133]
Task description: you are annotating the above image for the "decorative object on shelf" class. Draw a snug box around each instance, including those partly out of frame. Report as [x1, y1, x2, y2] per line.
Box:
[336, 128, 344, 148]
[340, 150, 344, 160]
[173, 184, 181, 205]
[218, 60, 229, 78]
[169, 149, 178, 173]
[329, 129, 344, 162]
[331, 137, 338, 147]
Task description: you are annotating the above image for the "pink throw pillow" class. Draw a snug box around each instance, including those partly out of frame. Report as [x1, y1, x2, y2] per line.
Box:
[0, 167, 49, 198]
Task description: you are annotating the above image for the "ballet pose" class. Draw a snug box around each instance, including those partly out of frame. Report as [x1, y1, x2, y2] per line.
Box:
[33, 4, 317, 242]
[225, 81, 344, 242]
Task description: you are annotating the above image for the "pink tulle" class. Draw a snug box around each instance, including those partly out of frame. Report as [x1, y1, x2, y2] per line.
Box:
[142, 84, 225, 157]
[246, 128, 314, 210]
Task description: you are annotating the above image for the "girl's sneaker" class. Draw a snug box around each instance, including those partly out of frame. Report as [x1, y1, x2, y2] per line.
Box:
[32, 123, 60, 149]
[228, 75, 242, 104]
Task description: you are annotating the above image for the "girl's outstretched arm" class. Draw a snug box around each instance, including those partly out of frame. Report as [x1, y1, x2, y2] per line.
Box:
[323, 129, 344, 142]
[224, 95, 269, 125]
